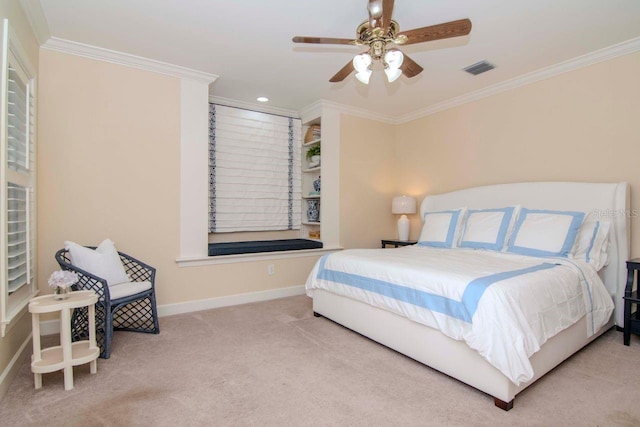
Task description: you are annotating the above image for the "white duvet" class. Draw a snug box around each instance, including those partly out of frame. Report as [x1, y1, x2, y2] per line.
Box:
[305, 246, 614, 385]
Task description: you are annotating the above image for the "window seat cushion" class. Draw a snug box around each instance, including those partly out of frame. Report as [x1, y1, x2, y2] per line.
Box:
[208, 239, 323, 256]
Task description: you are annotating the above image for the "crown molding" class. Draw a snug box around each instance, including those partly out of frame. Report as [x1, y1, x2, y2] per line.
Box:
[209, 96, 299, 118]
[42, 37, 218, 84]
[320, 99, 397, 124]
[301, 36, 640, 124]
[396, 36, 640, 124]
[33, 25, 640, 124]
[299, 100, 323, 124]
[300, 99, 396, 124]
[19, 0, 50, 45]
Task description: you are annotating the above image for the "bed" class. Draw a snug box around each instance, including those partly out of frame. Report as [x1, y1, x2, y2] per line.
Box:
[305, 182, 629, 410]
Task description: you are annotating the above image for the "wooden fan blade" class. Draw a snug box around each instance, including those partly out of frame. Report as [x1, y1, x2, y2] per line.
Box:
[381, 0, 395, 33]
[292, 36, 356, 45]
[396, 18, 472, 45]
[399, 53, 423, 78]
[329, 60, 355, 82]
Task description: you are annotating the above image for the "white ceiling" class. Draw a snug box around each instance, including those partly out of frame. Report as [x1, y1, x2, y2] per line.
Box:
[34, 0, 640, 118]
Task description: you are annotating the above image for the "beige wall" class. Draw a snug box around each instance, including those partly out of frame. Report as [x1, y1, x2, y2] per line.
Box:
[340, 115, 397, 248]
[394, 52, 640, 256]
[0, 0, 40, 400]
[37, 49, 321, 310]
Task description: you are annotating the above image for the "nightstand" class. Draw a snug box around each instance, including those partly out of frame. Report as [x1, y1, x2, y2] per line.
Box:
[381, 239, 418, 248]
[624, 259, 640, 345]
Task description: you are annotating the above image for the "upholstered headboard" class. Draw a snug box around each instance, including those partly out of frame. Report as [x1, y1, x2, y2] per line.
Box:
[421, 182, 630, 326]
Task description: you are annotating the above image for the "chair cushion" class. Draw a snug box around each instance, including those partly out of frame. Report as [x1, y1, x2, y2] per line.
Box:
[108, 281, 152, 300]
[64, 239, 129, 286]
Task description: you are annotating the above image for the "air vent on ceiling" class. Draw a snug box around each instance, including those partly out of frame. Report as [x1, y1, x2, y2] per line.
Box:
[463, 60, 495, 75]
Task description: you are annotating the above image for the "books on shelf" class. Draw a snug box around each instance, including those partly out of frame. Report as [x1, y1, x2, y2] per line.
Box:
[304, 124, 321, 143]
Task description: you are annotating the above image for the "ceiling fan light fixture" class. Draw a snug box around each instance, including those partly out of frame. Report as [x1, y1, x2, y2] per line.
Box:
[384, 50, 404, 83]
[355, 69, 373, 84]
[353, 53, 373, 84]
[384, 50, 404, 69]
[292, 3, 471, 84]
[384, 67, 402, 83]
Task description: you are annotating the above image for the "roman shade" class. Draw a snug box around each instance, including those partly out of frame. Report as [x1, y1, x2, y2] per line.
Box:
[209, 104, 302, 233]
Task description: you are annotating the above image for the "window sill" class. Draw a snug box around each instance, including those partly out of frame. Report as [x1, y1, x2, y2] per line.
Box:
[1, 290, 38, 337]
[176, 246, 342, 267]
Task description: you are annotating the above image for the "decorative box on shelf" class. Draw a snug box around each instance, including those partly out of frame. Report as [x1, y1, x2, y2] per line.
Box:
[308, 230, 320, 239]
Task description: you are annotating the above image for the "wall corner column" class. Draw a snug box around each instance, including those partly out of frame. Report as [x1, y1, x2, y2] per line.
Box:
[179, 78, 216, 259]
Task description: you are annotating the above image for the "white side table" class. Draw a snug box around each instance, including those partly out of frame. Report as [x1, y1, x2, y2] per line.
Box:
[29, 290, 99, 390]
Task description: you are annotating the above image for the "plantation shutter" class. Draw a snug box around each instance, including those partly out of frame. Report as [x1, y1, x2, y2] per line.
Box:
[1, 18, 37, 335]
[5, 49, 34, 294]
[209, 104, 302, 233]
[7, 184, 30, 293]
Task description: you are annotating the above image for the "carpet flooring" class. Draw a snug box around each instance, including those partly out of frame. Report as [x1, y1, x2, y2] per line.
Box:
[1, 295, 640, 426]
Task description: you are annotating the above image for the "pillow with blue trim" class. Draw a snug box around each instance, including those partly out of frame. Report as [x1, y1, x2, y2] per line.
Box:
[570, 219, 611, 270]
[418, 208, 466, 248]
[459, 207, 516, 251]
[506, 209, 585, 258]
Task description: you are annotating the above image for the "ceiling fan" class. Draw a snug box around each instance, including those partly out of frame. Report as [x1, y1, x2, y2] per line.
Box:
[292, 0, 472, 84]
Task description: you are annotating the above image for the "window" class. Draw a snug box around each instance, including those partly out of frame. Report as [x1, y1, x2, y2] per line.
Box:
[208, 104, 301, 234]
[1, 19, 37, 336]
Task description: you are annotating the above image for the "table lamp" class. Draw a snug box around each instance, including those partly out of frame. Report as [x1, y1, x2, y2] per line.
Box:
[392, 195, 417, 241]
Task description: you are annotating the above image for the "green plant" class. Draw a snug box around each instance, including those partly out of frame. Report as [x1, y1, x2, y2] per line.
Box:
[305, 144, 321, 160]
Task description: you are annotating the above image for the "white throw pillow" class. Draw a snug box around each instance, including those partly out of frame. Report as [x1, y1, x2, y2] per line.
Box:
[506, 209, 585, 258]
[64, 239, 130, 286]
[459, 207, 517, 251]
[418, 208, 466, 248]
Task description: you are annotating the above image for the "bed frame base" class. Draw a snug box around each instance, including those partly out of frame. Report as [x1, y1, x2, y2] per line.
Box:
[312, 289, 612, 410]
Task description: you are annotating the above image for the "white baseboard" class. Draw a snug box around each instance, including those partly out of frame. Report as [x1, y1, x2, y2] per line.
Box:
[158, 284, 306, 317]
[0, 332, 32, 402]
[38, 285, 307, 335]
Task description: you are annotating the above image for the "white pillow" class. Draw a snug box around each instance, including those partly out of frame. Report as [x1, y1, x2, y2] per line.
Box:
[459, 207, 517, 251]
[506, 209, 585, 258]
[570, 220, 611, 270]
[64, 239, 129, 286]
[418, 208, 466, 248]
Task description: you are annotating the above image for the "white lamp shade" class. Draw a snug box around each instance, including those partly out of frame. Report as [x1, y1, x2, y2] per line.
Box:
[353, 53, 373, 84]
[384, 67, 402, 83]
[353, 53, 372, 72]
[392, 196, 416, 214]
[384, 50, 404, 69]
[355, 69, 372, 84]
[384, 50, 404, 83]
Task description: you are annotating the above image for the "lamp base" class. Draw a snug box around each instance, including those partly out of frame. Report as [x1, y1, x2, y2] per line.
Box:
[397, 215, 410, 242]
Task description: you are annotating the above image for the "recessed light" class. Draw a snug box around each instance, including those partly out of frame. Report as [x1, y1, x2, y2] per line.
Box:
[257, 97, 269, 102]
